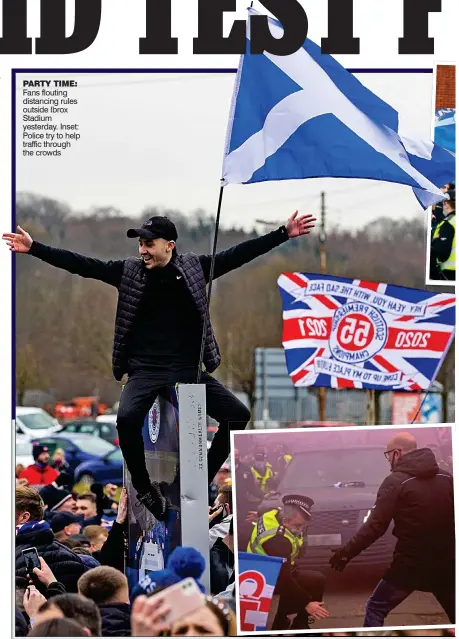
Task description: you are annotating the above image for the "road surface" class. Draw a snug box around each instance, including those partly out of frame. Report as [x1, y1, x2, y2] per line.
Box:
[267, 570, 450, 633]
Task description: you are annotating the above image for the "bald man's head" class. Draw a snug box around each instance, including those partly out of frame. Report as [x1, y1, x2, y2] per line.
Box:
[385, 432, 417, 470]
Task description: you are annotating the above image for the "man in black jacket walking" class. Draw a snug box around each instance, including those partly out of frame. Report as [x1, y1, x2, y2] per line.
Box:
[5, 212, 315, 518]
[329, 432, 455, 626]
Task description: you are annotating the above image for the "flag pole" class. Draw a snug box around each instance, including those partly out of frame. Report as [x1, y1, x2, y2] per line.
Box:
[318, 192, 327, 422]
[196, 185, 225, 384]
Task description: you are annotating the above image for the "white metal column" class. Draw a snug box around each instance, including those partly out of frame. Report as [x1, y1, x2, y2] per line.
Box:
[177, 383, 210, 592]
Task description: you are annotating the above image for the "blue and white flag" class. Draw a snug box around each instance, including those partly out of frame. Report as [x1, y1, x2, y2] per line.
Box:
[278, 273, 455, 391]
[222, 9, 455, 208]
[435, 108, 456, 155]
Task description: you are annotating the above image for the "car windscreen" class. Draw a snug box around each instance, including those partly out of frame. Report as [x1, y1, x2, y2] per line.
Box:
[69, 436, 115, 455]
[16, 440, 32, 456]
[18, 411, 56, 430]
[106, 448, 123, 463]
[281, 449, 388, 489]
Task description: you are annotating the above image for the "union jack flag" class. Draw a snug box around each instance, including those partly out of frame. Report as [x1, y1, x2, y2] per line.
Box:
[278, 273, 455, 391]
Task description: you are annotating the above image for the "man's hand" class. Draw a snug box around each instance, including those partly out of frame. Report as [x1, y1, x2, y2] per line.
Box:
[131, 594, 171, 637]
[329, 547, 350, 572]
[208, 504, 224, 523]
[285, 211, 316, 238]
[23, 585, 46, 620]
[246, 511, 258, 523]
[31, 556, 57, 587]
[305, 601, 329, 620]
[105, 483, 118, 499]
[116, 487, 128, 524]
[2, 226, 32, 253]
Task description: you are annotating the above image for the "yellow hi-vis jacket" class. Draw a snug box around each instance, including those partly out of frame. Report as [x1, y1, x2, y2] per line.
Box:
[250, 462, 274, 492]
[247, 508, 303, 566]
[433, 213, 456, 271]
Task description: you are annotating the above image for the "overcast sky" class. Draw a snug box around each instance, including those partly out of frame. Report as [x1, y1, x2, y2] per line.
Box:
[16, 71, 433, 231]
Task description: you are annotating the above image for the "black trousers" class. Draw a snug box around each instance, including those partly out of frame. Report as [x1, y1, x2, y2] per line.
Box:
[117, 370, 251, 494]
[272, 566, 326, 631]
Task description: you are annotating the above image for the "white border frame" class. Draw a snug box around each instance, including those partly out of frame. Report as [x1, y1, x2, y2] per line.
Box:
[425, 61, 456, 287]
[230, 423, 456, 636]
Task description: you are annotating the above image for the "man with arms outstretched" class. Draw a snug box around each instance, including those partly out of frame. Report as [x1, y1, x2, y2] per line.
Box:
[5, 212, 315, 519]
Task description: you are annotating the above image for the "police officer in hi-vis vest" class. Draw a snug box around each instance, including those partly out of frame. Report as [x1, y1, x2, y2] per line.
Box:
[247, 494, 328, 631]
[250, 446, 274, 494]
[430, 184, 455, 281]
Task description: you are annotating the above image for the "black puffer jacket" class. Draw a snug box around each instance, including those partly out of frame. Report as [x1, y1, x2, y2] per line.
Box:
[99, 603, 131, 637]
[16, 526, 87, 593]
[342, 448, 455, 589]
[28, 226, 289, 381]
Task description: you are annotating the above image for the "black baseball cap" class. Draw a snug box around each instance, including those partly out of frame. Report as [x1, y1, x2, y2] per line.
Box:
[127, 216, 178, 241]
[50, 512, 84, 534]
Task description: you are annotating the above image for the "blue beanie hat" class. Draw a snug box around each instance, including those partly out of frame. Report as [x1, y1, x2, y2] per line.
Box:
[130, 546, 206, 602]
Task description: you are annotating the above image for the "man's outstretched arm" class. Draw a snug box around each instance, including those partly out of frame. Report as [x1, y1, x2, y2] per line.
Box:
[3, 225, 124, 287]
[199, 212, 316, 281]
[330, 475, 400, 571]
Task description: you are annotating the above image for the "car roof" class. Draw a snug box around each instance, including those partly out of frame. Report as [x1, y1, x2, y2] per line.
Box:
[37, 433, 104, 442]
[289, 444, 386, 453]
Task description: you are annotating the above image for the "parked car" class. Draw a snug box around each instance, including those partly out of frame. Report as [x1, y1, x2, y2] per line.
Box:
[16, 407, 62, 438]
[32, 433, 116, 475]
[96, 414, 117, 425]
[59, 420, 119, 446]
[74, 447, 123, 486]
[256, 445, 396, 571]
[15, 435, 34, 468]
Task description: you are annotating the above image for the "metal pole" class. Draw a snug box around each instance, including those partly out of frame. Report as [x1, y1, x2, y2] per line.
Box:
[367, 389, 376, 425]
[197, 186, 224, 384]
[318, 192, 327, 422]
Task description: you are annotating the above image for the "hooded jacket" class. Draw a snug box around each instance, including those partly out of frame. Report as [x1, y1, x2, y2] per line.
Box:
[341, 448, 454, 589]
[28, 227, 289, 380]
[98, 603, 131, 637]
[19, 464, 59, 486]
[16, 521, 87, 592]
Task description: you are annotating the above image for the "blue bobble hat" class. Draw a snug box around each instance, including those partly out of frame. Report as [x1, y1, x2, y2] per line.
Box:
[130, 546, 206, 602]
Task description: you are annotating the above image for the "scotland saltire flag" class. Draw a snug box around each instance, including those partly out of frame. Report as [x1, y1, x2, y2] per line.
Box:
[435, 108, 456, 155]
[278, 273, 455, 391]
[222, 8, 455, 208]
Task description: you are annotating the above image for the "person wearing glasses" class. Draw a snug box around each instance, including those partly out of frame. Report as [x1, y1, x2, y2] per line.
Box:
[329, 432, 455, 627]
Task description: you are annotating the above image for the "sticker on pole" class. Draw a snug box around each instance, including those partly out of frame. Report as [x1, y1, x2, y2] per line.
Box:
[148, 400, 161, 443]
[278, 273, 455, 391]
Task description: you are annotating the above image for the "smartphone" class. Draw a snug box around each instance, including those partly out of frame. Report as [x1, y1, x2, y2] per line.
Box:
[22, 547, 40, 575]
[148, 578, 204, 625]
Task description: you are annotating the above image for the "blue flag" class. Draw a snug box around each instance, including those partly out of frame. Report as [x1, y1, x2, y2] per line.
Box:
[435, 108, 456, 155]
[278, 273, 455, 391]
[238, 552, 283, 632]
[222, 9, 455, 208]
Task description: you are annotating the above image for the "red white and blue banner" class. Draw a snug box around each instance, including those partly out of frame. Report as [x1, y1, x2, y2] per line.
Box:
[238, 552, 284, 632]
[278, 274, 455, 391]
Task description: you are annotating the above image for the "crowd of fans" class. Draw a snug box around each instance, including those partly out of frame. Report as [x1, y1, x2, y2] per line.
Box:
[15, 444, 236, 637]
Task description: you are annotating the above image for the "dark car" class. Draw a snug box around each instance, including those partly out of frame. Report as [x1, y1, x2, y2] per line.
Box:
[60, 420, 119, 446]
[34, 434, 117, 476]
[257, 445, 396, 571]
[74, 447, 123, 486]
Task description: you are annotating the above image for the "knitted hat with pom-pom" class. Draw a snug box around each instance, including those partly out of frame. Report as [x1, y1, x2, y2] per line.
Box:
[130, 546, 206, 602]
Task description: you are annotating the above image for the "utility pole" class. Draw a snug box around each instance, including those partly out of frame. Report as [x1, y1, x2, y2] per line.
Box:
[318, 192, 327, 422]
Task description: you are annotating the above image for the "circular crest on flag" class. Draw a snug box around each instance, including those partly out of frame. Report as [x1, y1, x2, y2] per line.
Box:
[329, 302, 387, 364]
[148, 400, 161, 444]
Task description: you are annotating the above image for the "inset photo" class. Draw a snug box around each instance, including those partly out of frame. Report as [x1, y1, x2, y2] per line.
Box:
[427, 63, 456, 284]
[232, 424, 454, 634]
